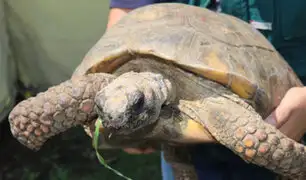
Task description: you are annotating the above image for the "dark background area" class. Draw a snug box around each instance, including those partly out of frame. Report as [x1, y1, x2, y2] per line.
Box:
[0, 119, 161, 180]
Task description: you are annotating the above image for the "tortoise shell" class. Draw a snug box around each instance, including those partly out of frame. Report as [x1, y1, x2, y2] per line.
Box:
[73, 3, 302, 117]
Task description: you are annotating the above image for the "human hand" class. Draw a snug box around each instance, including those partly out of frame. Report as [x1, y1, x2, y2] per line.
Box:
[265, 87, 306, 141]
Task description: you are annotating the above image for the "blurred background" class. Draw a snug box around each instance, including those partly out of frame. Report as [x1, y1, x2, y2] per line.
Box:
[0, 0, 161, 179]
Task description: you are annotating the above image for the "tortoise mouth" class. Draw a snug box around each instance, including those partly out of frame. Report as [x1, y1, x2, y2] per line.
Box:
[94, 99, 158, 135]
[95, 105, 122, 127]
[94, 106, 135, 136]
[105, 120, 159, 141]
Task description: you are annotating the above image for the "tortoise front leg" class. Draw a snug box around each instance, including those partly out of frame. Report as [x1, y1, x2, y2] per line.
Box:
[8, 73, 115, 150]
[193, 95, 306, 179]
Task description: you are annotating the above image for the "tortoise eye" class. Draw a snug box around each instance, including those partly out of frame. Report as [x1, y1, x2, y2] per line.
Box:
[131, 92, 145, 115]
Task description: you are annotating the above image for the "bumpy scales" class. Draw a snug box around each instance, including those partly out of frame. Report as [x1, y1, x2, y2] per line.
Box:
[8, 3, 306, 180]
[9, 73, 115, 150]
[199, 94, 306, 179]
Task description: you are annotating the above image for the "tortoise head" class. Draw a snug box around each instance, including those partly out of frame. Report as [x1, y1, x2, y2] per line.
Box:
[94, 72, 167, 136]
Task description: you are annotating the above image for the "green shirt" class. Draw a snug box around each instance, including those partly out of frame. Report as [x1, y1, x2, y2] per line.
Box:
[187, 0, 306, 79]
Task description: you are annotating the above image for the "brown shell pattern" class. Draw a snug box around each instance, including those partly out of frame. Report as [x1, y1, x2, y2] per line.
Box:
[72, 3, 302, 117]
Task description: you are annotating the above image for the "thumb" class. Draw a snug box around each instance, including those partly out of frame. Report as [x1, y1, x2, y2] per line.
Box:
[265, 87, 306, 141]
[265, 87, 303, 127]
[264, 105, 291, 129]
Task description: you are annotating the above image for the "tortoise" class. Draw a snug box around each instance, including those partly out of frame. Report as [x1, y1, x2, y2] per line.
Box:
[8, 3, 306, 180]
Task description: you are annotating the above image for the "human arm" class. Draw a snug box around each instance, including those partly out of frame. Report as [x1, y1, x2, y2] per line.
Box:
[107, 0, 157, 29]
[107, 8, 132, 29]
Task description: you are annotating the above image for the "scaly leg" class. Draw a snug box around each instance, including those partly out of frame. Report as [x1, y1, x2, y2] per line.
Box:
[190, 95, 306, 179]
[8, 73, 115, 150]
